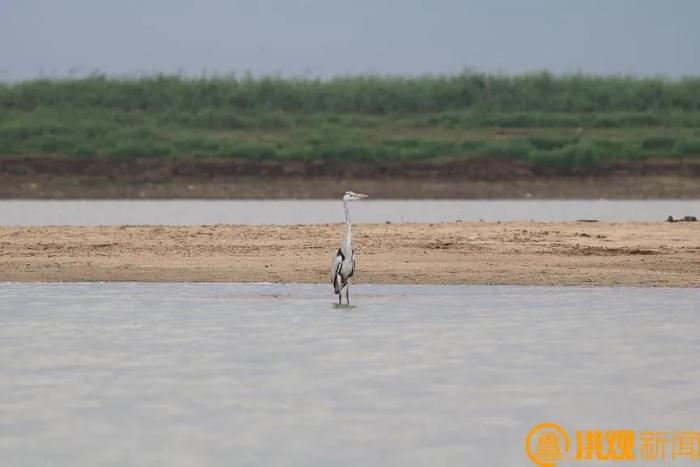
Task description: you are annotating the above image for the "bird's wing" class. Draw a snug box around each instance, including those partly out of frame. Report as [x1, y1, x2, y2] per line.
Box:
[348, 251, 356, 278]
[330, 249, 343, 284]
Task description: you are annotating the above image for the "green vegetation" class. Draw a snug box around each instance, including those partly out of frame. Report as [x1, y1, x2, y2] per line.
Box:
[1, 72, 700, 170]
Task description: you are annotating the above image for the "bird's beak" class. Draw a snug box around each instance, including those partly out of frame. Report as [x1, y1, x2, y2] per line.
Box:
[357, 193, 369, 199]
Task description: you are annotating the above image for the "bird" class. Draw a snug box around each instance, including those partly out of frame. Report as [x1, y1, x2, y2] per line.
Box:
[330, 191, 368, 305]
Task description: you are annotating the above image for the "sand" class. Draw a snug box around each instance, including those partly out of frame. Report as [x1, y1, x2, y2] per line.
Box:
[0, 222, 698, 287]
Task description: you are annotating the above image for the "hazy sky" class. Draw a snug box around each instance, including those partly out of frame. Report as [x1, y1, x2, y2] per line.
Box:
[1, 0, 699, 80]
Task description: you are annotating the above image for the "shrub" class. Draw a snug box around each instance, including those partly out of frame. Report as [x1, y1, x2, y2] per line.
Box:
[675, 139, 700, 155]
[641, 136, 677, 150]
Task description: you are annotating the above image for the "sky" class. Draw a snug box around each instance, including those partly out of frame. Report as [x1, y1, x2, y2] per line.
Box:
[1, 0, 699, 81]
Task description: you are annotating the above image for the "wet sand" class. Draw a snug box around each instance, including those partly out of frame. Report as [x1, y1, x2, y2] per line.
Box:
[0, 222, 697, 286]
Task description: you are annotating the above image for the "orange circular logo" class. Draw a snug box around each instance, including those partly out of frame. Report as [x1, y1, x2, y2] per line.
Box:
[525, 423, 570, 467]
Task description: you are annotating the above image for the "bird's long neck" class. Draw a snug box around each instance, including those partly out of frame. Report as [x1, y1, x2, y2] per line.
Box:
[343, 198, 352, 253]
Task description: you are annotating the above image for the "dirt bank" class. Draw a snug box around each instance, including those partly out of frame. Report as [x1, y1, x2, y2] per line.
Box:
[1, 222, 697, 286]
[1, 156, 700, 198]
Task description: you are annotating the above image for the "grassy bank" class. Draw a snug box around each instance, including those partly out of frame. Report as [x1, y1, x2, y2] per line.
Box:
[2, 73, 700, 171]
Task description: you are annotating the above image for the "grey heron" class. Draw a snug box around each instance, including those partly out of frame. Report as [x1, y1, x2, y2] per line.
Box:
[330, 191, 368, 305]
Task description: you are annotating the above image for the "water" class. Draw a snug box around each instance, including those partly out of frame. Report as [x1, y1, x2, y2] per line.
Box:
[0, 199, 697, 226]
[1, 283, 697, 466]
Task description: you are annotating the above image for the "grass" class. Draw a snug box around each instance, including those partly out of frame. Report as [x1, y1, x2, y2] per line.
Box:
[1, 72, 700, 170]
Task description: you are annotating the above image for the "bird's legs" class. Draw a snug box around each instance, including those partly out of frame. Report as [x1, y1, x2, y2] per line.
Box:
[338, 291, 342, 305]
[346, 283, 350, 305]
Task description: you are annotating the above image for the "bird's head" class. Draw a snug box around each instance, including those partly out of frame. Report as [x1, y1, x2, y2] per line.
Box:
[343, 191, 369, 201]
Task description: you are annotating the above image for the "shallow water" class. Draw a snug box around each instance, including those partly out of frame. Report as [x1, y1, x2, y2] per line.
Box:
[0, 199, 697, 225]
[0, 283, 698, 466]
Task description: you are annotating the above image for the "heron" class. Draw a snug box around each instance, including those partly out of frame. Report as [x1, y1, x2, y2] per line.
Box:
[331, 191, 368, 305]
